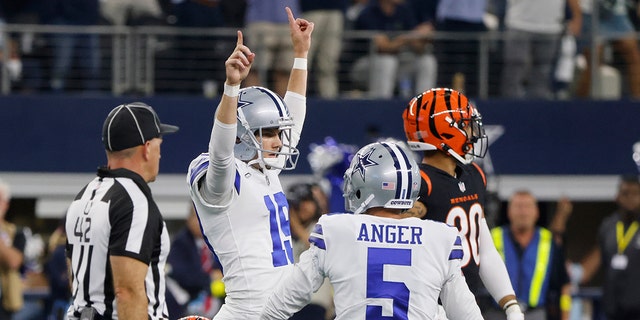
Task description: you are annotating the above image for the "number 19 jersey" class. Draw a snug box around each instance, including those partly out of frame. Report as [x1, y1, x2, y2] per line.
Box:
[188, 154, 294, 318]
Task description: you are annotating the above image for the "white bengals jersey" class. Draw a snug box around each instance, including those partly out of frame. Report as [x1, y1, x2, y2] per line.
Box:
[261, 214, 483, 320]
[188, 154, 294, 318]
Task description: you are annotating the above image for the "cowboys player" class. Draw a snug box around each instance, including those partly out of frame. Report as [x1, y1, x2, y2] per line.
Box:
[186, 7, 314, 319]
[261, 141, 484, 320]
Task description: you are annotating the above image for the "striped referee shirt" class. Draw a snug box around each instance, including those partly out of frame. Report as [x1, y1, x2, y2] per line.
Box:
[65, 167, 169, 320]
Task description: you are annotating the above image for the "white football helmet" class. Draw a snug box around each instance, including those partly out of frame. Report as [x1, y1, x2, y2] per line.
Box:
[235, 86, 299, 170]
[343, 141, 420, 214]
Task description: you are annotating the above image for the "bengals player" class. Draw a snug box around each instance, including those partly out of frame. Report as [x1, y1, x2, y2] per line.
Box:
[402, 88, 524, 320]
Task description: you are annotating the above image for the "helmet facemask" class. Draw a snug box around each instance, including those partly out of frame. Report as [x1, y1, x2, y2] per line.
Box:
[237, 119, 300, 171]
[444, 106, 488, 164]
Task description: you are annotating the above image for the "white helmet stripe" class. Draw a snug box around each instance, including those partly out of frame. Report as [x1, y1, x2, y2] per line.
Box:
[255, 87, 287, 117]
[381, 142, 413, 200]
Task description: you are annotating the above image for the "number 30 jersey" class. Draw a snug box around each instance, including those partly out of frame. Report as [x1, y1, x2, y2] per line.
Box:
[417, 162, 488, 294]
[262, 214, 483, 320]
[188, 154, 294, 317]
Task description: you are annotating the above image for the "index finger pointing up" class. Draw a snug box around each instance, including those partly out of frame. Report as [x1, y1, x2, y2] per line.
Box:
[236, 30, 244, 47]
[285, 6, 296, 27]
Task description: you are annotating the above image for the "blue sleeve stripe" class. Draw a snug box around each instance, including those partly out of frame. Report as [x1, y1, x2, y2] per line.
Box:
[234, 169, 241, 194]
[309, 235, 326, 250]
[189, 157, 209, 186]
[449, 249, 463, 260]
[312, 223, 323, 236]
[454, 236, 462, 246]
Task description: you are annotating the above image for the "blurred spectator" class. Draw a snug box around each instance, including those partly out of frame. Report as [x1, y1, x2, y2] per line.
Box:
[243, 0, 300, 97]
[219, 0, 247, 28]
[300, 0, 348, 98]
[307, 137, 358, 213]
[486, 190, 572, 320]
[0, 0, 48, 91]
[43, 218, 70, 320]
[575, 0, 640, 98]
[166, 206, 223, 319]
[350, 0, 436, 98]
[160, 0, 231, 96]
[345, 0, 369, 28]
[500, 0, 582, 99]
[13, 226, 46, 320]
[434, 0, 487, 97]
[573, 175, 640, 320]
[0, 0, 50, 93]
[100, 0, 163, 26]
[0, 178, 26, 320]
[286, 183, 334, 320]
[42, 0, 102, 93]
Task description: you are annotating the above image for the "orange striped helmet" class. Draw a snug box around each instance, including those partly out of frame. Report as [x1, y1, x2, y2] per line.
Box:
[402, 88, 487, 164]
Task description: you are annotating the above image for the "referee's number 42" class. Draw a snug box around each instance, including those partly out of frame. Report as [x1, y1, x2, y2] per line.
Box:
[73, 216, 92, 243]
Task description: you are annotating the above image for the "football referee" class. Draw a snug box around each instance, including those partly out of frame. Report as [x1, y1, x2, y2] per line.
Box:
[65, 102, 178, 320]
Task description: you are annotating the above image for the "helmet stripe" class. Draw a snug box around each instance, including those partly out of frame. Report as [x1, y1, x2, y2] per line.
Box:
[255, 87, 286, 117]
[381, 142, 413, 200]
[414, 94, 425, 143]
[428, 89, 442, 140]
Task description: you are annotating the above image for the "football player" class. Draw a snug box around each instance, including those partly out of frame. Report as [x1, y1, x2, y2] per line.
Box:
[402, 88, 524, 320]
[186, 7, 314, 319]
[261, 141, 484, 320]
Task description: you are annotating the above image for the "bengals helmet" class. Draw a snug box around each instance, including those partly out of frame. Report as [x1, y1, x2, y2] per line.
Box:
[402, 88, 487, 164]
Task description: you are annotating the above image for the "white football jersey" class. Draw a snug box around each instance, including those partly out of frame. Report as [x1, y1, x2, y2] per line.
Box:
[188, 153, 294, 317]
[262, 214, 483, 320]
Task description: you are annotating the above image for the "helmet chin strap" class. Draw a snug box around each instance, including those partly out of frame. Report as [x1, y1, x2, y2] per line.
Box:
[247, 158, 267, 170]
[442, 144, 472, 165]
[353, 194, 375, 215]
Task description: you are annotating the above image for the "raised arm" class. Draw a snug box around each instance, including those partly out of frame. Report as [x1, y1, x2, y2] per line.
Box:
[285, 6, 313, 97]
[217, 30, 254, 125]
[283, 6, 314, 150]
[199, 31, 255, 204]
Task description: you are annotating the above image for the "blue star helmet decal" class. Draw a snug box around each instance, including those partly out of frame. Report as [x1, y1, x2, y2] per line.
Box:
[237, 89, 253, 109]
[354, 146, 378, 181]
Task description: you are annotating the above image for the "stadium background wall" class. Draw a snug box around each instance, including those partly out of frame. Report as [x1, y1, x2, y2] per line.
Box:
[1, 96, 632, 287]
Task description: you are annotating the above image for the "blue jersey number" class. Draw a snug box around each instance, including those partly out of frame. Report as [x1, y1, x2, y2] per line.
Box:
[265, 192, 294, 267]
[366, 247, 411, 320]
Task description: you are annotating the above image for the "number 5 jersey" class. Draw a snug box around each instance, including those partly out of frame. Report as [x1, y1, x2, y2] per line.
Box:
[261, 213, 483, 320]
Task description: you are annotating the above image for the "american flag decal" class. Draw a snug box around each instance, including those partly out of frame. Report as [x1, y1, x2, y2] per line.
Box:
[382, 182, 395, 190]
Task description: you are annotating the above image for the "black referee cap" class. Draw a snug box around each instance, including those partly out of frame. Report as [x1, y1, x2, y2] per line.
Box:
[102, 102, 179, 152]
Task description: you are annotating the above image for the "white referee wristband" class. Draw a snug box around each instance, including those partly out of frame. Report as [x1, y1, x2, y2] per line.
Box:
[293, 58, 307, 70]
[223, 83, 240, 97]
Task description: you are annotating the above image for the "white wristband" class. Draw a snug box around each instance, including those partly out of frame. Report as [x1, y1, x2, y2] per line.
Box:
[224, 83, 240, 97]
[293, 58, 307, 70]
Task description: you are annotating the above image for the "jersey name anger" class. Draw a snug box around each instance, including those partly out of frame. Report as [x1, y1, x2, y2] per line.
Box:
[418, 162, 487, 293]
[313, 214, 462, 319]
[188, 155, 294, 311]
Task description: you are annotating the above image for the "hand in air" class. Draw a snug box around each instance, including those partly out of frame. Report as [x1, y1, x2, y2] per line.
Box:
[285, 6, 314, 56]
[225, 30, 255, 86]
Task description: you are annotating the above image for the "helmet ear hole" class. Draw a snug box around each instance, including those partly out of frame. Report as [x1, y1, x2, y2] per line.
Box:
[355, 189, 361, 199]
